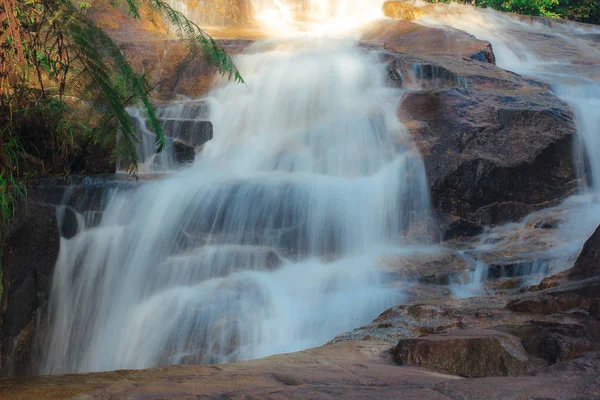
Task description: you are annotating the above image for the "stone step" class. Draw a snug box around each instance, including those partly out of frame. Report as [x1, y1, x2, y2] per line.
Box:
[161, 119, 213, 147]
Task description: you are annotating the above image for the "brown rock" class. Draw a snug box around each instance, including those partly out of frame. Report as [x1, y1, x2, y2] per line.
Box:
[362, 20, 494, 63]
[509, 276, 600, 314]
[392, 329, 530, 377]
[400, 86, 576, 227]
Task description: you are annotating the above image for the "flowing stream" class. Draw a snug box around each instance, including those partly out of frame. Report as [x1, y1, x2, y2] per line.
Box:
[41, 0, 599, 374]
[42, 15, 431, 372]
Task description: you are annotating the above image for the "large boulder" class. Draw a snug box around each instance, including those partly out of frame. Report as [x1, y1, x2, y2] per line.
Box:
[362, 20, 578, 229]
[401, 86, 576, 227]
[361, 20, 495, 63]
[393, 329, 530, 377]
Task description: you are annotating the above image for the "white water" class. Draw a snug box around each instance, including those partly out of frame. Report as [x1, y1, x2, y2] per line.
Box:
[42, 35, 431, 373]
[42, 1, 600, 374]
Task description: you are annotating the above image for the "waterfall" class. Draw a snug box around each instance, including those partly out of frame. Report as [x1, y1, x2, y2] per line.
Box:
[42, 35, 431, 373]
[414, 0, 600, 280]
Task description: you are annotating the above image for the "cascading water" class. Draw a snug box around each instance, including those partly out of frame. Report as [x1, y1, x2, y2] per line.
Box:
[42, 28, 431, 372]
[411, 0, 600, 281]
[40, 0, 600, 375]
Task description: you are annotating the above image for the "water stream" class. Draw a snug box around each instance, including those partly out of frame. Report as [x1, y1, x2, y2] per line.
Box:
[40, 0, 599, 374]
[42, 31, 431, 373]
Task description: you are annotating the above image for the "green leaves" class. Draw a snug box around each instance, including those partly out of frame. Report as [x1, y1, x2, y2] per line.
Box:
[425, 0, 598, 23]
[127, 0, 244, 83]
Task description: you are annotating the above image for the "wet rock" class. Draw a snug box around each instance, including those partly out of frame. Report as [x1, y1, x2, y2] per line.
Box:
[401, 87, 577, 227]
[361, 20, 577, 228]
[436, 214, 483, 240]
[162, 119, 213, 147]
[172, 141, 196, 165]
[381, 250, 471, 285]
[382, 1, 423, 21]
[392, 329, 530, 377]
[1, 202, 59, 376]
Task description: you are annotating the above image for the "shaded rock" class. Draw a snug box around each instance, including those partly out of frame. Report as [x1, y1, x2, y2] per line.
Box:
[162, 119, 213, 147]
[1, 202, 59, 376]
[392, 329, 530, 377]
[1, 203, 59, 336]
[382, 1, 423, 21]
[1, 176, 138, 377]
[172, 141, 196, 165]
[509, 276, 600, 314]
[436, 214, 483, 240]
[520, 322, 600, 364]
[400, 87, 577, 227]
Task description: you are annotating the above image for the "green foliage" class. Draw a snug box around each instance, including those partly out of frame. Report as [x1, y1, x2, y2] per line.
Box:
[426, 0, 599, 23]
[0, 0, 243, 271]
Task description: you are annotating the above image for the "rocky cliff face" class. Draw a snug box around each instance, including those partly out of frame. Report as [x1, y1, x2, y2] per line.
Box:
[0, 176, 138, 376]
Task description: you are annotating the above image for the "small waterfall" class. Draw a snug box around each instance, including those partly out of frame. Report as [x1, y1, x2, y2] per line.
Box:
[42, 38, 431, 374]
[414, 0, 600, 277]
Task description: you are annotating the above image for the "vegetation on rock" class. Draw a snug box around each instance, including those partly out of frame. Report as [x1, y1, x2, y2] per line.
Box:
[0, 0, 242, 269]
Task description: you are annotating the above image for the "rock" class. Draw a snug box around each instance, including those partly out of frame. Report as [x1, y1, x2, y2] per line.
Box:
[519, 321, 600, 364]
[392, 329, 530, 377]
[382, 1, 423, 21]
[361, 20, 495, 63]
[162, 119, 213, 147]
[1, 202, 59, 376]
[1, 203, 59, 336]
[509, 276, 600, 314]
[436, 214, 483, 240]
[172, 141, 196, 165]
[1, 176, 137, 377]
[361, 19, 577, 228]
[1, 344, 599, 400]
[400, 85, 576, 227]
[380, 250, 471, 285]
